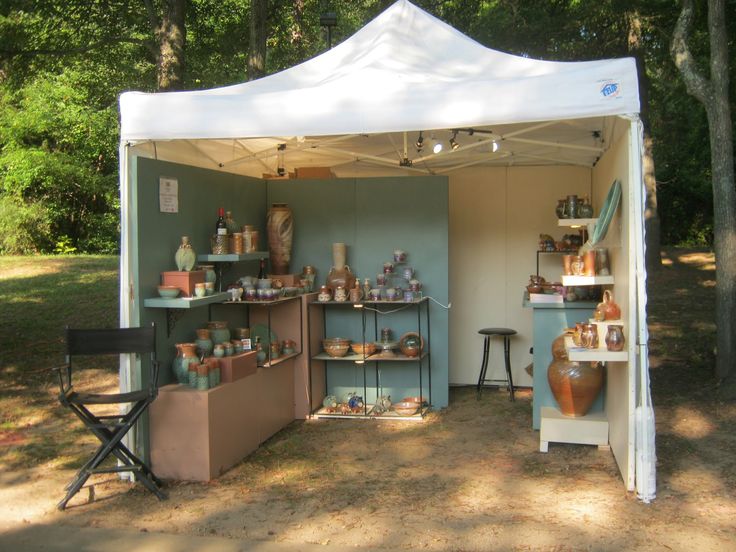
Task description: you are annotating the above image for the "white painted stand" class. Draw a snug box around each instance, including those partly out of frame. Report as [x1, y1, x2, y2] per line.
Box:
[539, 406, 609, 452]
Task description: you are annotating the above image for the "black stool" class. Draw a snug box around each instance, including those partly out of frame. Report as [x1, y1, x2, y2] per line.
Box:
[476, 328, 517, 401]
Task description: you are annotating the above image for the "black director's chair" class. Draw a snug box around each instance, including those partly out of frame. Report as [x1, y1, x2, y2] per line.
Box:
[53, 324, 166, 509]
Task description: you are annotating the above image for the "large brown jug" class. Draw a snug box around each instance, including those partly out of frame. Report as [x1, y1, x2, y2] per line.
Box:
[547, 359, 604, 417]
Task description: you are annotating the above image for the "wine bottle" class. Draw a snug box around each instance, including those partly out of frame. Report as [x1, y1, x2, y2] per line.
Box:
[258, 258, 266, 279]
[215, 207, 227, 235]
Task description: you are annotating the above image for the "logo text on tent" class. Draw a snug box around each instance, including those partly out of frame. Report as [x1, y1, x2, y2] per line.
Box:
[600, 82, 620, 98]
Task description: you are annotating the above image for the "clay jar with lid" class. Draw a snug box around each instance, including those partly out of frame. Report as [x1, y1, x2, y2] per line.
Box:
[207, 321, 230, 344]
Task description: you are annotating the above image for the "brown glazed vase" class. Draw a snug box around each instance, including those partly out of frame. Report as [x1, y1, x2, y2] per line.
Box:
[547, 359, 604, 417]
[267, 203, 293, 275]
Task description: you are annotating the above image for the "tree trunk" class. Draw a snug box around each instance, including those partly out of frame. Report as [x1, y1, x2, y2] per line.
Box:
[155, 0, 186, 91]
[627, 11, 662, 272]
[248, 0, 267, 80]
[672, 0, 736, 398]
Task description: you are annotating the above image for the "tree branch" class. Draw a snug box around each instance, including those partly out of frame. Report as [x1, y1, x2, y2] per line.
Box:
[670, 0, 713, 104]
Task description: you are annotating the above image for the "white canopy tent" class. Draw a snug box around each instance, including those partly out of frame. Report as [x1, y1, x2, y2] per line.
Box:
[118, 0, 655, 501]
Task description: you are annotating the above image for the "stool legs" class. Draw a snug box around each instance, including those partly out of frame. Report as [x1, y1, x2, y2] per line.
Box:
[504, 336, 515, 401]
[477, 335, 514, 401]
[476, 336, 491, 399]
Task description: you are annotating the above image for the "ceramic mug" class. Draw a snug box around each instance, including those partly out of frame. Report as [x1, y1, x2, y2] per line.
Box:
[204, 281, 215, 295]
[334, 286, 348, 302]
[385, 287, 398, 301]
[369, 288, 382, 301]
[393, 249, 407, 263]
[194, 282, 206, 297]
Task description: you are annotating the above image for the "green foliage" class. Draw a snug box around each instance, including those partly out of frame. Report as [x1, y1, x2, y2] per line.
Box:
[0, 196, 53, 253]
[0, 0, 732, 250]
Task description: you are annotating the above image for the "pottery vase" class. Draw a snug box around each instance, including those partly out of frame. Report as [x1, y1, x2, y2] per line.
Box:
[577, 198, 594, 218]
[555, 199, 566, 219]
[174, 236, 196, 271]
[225, 211, 240, 234]
[605, 325, 626, 352]
[596, 290, 621, 320]
[547, 359, 604, 417]
[207, 321, 231, 344]
[194, 328, 214, 357]
[267, 203, 293, 275]
[326, 242, 356, 291]
[173, 343, 199, 384]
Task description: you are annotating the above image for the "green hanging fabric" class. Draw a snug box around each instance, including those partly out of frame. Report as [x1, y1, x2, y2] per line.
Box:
[589, 179, 622, 246]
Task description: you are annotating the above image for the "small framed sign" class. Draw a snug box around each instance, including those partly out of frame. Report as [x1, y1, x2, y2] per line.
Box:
[159, 177, 179, 213]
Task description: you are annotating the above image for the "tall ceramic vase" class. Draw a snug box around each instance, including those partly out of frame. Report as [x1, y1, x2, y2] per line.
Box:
[327, 242, 356, 291]
[547, 358, 604, 417]
[267, 203, 293, 275]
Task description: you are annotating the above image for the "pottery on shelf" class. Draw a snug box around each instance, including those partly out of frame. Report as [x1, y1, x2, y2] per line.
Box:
[195, 328, 214, 357]
[174, 236, 196, 271]
[605, 325, 626, 352]
[207, 321, 231, 344]
[173, 343, 198, 384]
[326, 242, 356, 291]
[547, 359, 604, 417]
[267, 203, 293, 275]
[596, 290, 621, 320]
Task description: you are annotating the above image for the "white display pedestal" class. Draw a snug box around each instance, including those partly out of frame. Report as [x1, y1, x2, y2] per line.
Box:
[539, 406, 609, 452]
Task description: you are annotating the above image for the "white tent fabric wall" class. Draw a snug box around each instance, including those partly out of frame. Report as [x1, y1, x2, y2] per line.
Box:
[117, 0, 655, 501]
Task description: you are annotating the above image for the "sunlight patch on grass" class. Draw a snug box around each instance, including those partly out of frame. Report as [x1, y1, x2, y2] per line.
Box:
[672, 407, 715, 439]
[677, 252, 716, 271]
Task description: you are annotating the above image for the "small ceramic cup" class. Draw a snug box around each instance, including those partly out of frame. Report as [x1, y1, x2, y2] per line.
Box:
[194, 282, 206, 297]
[369, 288, 382, 301]
[213, 344, 225, 358]
[204, 281, 215, 295]
[334, 286, 348, 302]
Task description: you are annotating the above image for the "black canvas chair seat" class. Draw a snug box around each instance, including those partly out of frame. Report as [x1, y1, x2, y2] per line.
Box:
[53, 324, 166, 510]
[65, 389, 151, 405]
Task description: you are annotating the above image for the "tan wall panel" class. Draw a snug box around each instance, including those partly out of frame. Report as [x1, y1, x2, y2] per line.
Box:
[448, 165, 591, 386]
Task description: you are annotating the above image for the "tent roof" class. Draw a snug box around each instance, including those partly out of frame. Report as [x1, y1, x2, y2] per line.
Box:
[119, 0, 639, 177]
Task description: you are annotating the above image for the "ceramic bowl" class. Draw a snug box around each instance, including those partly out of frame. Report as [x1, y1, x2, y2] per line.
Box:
[322, 337, 351, 357]
[157, 285, 181, 298]
[350, 342, 377, 357]
[392, 401, 420, 416]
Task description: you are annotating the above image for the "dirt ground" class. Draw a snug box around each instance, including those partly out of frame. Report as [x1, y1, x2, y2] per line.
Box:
[2, 249, 735, 551]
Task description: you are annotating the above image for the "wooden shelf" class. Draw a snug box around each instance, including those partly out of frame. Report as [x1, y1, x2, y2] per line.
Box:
[561, 275, 614, 286]
[564, 336, 628, 362]
[312, 351, 429, 363]
[557, 218, 598, 227]
[197, 252, 268, 262]
[261, 351, 300, 368]
[312, 405, 428, 421]
[143, 291, 229, 309]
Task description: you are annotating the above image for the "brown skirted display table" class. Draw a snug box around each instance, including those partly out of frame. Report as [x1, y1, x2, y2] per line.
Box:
[150, 359, 294, 481]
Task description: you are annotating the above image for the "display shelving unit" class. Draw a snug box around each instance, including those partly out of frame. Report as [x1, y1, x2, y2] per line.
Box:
[308, 297, 431, 421]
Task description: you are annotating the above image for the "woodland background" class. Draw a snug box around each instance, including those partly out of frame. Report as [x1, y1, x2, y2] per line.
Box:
[0, 0, 733, 254]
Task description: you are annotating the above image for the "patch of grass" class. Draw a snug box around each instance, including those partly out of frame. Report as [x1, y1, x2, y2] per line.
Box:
[0, 255, 119, 470]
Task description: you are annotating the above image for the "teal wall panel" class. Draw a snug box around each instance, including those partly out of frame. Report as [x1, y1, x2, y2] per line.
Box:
[133, 162, 449, 408]
[135, 157, 266, 382]
[269, 176, 449, 408]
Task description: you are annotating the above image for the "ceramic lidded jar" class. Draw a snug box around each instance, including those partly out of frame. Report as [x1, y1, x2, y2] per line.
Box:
[174, 236, 196, 271]
[207, 321, 231, 344]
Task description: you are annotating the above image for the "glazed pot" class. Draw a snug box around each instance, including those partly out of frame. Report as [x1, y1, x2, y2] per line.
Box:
[596, 290, 622, 321]
[548, 359, 604, 417]
[173, 343, 198, 384]
[580, 323, 599, 349]
[207, 321, 231, 344]
[194, 328, 214, 357]
[605, 325, 626, 352]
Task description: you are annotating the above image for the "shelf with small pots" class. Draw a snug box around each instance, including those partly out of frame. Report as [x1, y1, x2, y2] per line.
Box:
[311, 351, 429, 363]
[564, 336, 628, 362]
[312, 404, 429, 421]
[144, 291, 229, 309]
[557, 218, 598, 228]
[196, 251, 269, 263]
